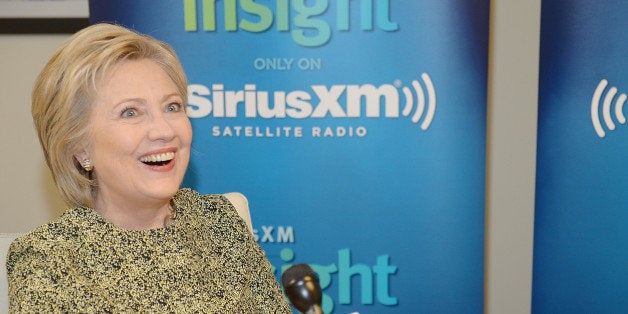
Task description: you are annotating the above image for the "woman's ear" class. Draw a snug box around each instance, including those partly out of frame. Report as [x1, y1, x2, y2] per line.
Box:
[73, 148, 88, 163]
[74, 148, 93, 172]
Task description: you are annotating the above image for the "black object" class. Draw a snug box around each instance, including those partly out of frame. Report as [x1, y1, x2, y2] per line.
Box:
[282, 263, 323, 314]
[0, 18, 89, 34]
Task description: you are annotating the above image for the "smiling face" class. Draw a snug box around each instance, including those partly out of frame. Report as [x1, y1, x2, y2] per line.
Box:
[76, 59, 192, 212]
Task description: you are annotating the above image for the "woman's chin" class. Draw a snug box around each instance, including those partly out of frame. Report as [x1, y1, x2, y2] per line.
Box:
[134, 181, 182, 203]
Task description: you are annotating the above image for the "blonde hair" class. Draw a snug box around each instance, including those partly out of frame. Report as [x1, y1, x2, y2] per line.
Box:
[32, 23, 188, 208]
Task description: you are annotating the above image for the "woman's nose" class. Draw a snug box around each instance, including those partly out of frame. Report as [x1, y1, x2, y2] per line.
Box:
[147, 112, 175, 141]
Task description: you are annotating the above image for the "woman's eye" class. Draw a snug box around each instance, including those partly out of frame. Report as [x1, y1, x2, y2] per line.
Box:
[167, 103, 182, 112]
[121, 107, 137, 118]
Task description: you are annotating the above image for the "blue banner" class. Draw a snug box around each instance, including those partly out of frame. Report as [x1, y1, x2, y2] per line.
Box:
[534, 1, 628, 312]
[91, 1, 489, 312]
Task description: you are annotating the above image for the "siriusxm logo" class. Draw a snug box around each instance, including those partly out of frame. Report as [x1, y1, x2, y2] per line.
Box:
[186, 73, 437, 132]
[591, 79, 627, 138]
[183, 0, 399, 47]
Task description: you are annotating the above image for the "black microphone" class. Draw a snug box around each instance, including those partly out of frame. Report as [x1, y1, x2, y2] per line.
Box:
[281, 263, 323, 314]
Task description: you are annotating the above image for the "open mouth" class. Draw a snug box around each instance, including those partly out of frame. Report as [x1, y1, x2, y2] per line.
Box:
[140, 152, 175, 166]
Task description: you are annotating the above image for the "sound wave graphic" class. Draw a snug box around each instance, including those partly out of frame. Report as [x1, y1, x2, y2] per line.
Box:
[399, 73, 436, 130]
[591, 79, 627, 138]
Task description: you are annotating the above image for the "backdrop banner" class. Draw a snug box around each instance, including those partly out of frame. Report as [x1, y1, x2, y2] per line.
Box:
[534, 1, 628, 312]
[91, 1, 489, 312]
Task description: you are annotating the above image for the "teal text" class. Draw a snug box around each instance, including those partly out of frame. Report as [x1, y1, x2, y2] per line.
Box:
[183, 0, 399, 47]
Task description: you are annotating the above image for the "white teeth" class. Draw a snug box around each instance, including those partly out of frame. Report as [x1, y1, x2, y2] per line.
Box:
[140, 152, 175, 163]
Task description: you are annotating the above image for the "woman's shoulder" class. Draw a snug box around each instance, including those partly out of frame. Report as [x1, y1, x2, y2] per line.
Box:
[6, 207, 85, 274]
[174, 188, 232, 213]
[174, 188, 251, 233]
[11, 209, 78, 243]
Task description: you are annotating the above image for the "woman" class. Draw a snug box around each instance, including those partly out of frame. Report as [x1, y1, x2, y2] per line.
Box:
[6, 23, 291, 313]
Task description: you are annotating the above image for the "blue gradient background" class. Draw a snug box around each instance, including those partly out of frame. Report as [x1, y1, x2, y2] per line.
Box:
[534, 1, 628, 312]
[91, 1, 489, 312]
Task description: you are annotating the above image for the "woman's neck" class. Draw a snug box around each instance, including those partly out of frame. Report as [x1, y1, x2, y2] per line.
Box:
[93, 196, 173, 230]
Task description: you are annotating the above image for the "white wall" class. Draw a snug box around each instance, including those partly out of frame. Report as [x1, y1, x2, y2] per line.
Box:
[485, 1, 540, 313]
[0, 0, 540, 312]
[0, 35, 68, 232]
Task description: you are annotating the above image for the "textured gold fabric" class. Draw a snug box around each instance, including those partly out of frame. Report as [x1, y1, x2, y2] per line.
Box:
[6, 188, 291, 313]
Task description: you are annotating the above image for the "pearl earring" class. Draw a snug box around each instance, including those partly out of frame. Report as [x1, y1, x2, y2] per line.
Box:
[81, 159, 93, 171]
